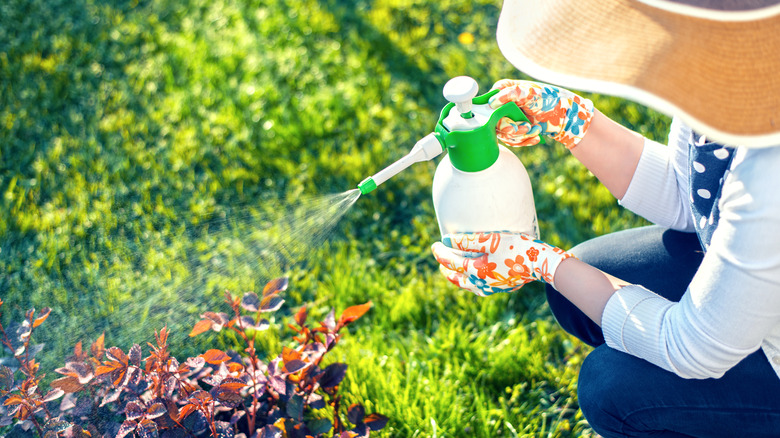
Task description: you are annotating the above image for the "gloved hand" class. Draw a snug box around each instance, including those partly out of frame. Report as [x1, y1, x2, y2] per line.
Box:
[489, 79, 595, 149]
[431, 231, 575, 296]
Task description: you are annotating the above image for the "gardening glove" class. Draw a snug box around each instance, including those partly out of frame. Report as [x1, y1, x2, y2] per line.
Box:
[431, 231, 576, 297]
[489, 79, 595, 149]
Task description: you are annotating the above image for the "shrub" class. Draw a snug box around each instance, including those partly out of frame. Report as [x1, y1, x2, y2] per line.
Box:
[0, 278, 387, 438]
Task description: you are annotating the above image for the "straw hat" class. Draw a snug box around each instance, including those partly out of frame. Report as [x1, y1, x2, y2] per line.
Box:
[496, 0, 780, 147]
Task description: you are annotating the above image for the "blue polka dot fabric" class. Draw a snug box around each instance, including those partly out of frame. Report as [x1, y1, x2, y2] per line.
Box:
[688, 132, 736, 251]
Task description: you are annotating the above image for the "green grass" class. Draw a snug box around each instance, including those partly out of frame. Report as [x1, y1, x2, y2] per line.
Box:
[0, 0, 671, 436]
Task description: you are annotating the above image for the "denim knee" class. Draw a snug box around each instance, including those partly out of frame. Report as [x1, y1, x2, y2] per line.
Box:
[577, 346, 629, 437]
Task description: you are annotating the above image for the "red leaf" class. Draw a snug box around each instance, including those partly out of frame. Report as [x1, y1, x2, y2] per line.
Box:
[146, 402, 167, 419]
[3, 395, 23, 406]
[241, 292, 261, 312]
[178, 404, 196, 421]
[106, 346, 128, 365]
[138, 419, 157, 438]
[217, 378, 247, 392]
[294, 306, 308, 327]
[156, 327, 170, 347]
[54, 366, 78, 379]
[189, 319, 212, 337]
[214, 388, 244, 408]
[117, 420, 137, 438]
[100, 388, 123, 407]
[199, 349, 230, 365]
[347, 404, 365, 425]
[226, 362, 245, 373]
[95, 362, 119, 377]
[73, 341, 83, 359]
[239, 316, 256, 329]
[318, 363, 347, 389]
[230, 410, 246, 425]
[281, 347, 301, 364]
[257, 425, 283, 438]
[112, 369, 129, 387]
[32, 307, 51, 328]
[128, 344, 142, 367]
[43, 388, 65, 402]
[321, 309, 336, 331]
[262, 277, 289, 297]
[268, 374, 286, 395]
[58, 362, 93, 384]
[50, 376, 84, 394]
[364, 413, 389, 431]
[202, 311, 228, 330]
[260, 295, 285, 313]
[190, 390, 212, 402]
[338, 302, 372, 326]
[91, 333, 105, 359]
[283, 359, 307, 374]
[125, 401, 145, 420]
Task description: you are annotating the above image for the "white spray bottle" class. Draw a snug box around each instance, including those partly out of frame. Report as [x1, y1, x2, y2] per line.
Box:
[358, 76, 539, 238]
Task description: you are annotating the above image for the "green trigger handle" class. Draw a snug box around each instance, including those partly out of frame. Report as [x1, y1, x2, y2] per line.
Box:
[433, 89, 543, 173]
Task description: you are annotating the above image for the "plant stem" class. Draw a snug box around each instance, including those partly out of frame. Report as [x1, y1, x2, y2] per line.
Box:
[206, 402, 218, 438]
[30, 414, 44, 437]
[229, 301, 261, 432]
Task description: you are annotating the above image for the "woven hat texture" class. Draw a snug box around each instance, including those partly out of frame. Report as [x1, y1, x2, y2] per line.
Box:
[497, 0, 780, 147]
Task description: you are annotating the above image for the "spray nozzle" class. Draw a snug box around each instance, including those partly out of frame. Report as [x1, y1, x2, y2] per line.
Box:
[357, 177, 377, 195]
[357, 133, 444, 194]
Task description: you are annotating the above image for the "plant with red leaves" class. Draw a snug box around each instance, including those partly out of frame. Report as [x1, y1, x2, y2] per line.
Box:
[0, 301, 63, 437]
[0, 279, 388, 438]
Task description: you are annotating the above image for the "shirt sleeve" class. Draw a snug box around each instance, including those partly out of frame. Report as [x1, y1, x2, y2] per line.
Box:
[602, 145, 780, 379]
[619, 117, 695, 231]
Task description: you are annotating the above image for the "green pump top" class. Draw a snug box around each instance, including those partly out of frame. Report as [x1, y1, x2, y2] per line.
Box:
[357, 76, 539, 195]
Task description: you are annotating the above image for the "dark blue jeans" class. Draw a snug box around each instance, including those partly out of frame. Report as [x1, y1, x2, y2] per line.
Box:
[546, 226, 780, 437]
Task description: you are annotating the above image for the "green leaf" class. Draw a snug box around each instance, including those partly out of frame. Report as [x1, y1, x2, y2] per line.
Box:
[307, 418, 332, 435]
[286, 394, 303, 420]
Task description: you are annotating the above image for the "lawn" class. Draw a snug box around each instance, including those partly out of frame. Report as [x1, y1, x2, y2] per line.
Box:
[1, 0, 671, 436]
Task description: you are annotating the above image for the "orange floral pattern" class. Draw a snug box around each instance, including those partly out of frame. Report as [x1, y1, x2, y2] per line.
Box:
[489, 79, 594, 150]
[431, 232, 576, 297]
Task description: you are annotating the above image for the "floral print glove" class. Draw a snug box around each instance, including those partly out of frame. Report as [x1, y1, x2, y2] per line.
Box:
[431, 232, 576, 297]
[489, 79, 595, 150]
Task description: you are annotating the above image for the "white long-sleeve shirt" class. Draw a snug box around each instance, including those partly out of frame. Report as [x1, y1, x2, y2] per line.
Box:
[601, 117, 780, 380]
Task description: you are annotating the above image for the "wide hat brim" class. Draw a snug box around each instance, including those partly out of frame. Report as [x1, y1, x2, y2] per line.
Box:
[497, 0, 780, 147]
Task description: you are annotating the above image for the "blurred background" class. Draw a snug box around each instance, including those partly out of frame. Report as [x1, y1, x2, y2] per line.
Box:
[0, 0, 670, 435]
